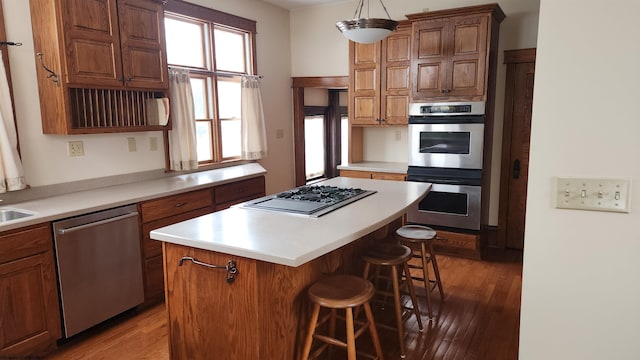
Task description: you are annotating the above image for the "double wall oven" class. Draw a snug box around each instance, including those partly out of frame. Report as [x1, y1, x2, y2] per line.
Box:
[407, 101, 485, 231]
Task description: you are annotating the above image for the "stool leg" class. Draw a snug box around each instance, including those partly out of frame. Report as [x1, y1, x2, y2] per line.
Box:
[403, 261, 423, 331]
[329, 308, 337, 359]
[427, 241, 445, 299]
[363, 301, 384, 360]
[420, 242, 434, 318]
[301, 304, 321, 360]
[390, 265, 406, 358]
[345, 307, 357, 360]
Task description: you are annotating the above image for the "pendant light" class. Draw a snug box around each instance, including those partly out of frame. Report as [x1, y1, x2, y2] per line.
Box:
[336, 0, 398, 44]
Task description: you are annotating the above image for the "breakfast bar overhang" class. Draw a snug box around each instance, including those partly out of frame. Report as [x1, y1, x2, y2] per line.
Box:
[150, 177, 430, 359]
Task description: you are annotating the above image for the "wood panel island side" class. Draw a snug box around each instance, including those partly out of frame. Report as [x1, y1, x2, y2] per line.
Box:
[150, 177, 430, 359]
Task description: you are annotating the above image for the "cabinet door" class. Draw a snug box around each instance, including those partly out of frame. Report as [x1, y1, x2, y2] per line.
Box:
[381, 24, 411, 125]
[0, 252, 61, 357]
[447, 14, 488, 98]
[412, 14, 489, 100]
[62, 0, 124, 87]
[350, 41, 381, 125]
[412, 19, 449, 99]
[118, 0, 169, 90]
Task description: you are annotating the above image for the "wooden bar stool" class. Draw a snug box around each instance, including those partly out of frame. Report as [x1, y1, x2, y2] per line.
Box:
[395, 224, 444, 319]
[362, 243, 423, 358]
[301, 275, 384, 360]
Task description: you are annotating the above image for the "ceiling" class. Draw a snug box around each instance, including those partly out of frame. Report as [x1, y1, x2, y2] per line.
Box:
[261, 0, 346, 10]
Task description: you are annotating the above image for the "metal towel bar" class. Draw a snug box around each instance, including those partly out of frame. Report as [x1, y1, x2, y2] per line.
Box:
[179, 257, 238, 283]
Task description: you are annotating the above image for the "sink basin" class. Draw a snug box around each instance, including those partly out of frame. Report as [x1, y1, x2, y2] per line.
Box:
[0, 209, 35, 222]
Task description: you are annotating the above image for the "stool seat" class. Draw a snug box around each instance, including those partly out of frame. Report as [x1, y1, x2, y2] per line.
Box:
[395, 224, 436, 241]
[308, 275, 375, 308]
[362, 243, 412, 266]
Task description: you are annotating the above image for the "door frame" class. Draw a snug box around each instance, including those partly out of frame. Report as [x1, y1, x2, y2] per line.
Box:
[291, 76, 348, 186]
[497, 48, 536, 249]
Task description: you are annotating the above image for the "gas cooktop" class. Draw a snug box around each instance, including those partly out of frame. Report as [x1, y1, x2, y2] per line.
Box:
[241, 185, 376, 217]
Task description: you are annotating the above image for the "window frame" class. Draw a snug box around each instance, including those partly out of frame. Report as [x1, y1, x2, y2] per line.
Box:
[164, 0, 257, 167]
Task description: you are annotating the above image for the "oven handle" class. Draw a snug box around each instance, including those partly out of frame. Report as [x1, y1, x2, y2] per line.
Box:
[407, 176, 475, 185]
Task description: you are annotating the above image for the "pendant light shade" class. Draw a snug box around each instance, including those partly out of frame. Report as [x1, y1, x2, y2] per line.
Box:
[336, 0, 398, 44]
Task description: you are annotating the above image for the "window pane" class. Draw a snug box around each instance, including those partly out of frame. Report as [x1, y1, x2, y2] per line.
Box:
[196, 121, 213, 162]
[341, 116, 349, 165]
[217, 78, 241, 119]
[214, 27, 246, 73]
[190, 78, 207, 119]
[305, 116, 325, 180]
[165, 18, 206, 68]
[221, 119, 241, 158]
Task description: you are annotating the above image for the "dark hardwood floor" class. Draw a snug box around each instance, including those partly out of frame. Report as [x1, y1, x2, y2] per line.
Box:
[45, 250, 522, 360]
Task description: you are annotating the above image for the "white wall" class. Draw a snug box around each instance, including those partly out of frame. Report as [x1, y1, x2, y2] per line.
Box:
[3, 0, 294, 194]
[290, 0, 540, 225]
[519, 0, 640, 359]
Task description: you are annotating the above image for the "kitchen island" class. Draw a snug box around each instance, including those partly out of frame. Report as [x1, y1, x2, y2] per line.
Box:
[150, 177, 430, 359]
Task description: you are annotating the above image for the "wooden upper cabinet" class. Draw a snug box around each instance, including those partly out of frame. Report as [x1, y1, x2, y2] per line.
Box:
[408, 4, 504, 101]
[62, 0, 167, 89]
[349, 22, 411, 126]
[63, 0, 123, 87]
[29, 0, 170, 134]
[117, 0, 168, 89]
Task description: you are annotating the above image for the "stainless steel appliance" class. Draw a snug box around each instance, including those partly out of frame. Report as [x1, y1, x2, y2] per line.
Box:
[406, 167, 482, 230]
[52, 204, 144, 338]
[242, 185, 376, 217]
[408, 101, 485, 170]
[406, 101, 485, 231]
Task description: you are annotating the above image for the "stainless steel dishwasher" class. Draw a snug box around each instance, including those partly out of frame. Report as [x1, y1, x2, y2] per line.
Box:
[52, 204, 144, 338]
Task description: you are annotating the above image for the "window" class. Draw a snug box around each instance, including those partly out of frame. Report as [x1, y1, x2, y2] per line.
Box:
[303, 90, 347, 182]
[164, 3, 256, 165]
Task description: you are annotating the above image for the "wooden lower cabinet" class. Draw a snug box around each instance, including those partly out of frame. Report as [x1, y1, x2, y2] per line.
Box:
[0, 224, 61, 357]
[139, 176, 266, 306]
[432, 229, 480, 260]
[340, 169, 406, 181]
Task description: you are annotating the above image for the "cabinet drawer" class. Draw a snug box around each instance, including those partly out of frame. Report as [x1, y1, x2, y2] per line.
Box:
[339, 170, 372, 179]
[214, 177, 265, 207]
[371, 172, 406, 181]
[0, 224, 52, 264]
[142, 207, 215, 258]
[140, 189, 213, 223]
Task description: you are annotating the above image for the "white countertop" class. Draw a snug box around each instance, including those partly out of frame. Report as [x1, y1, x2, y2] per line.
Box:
[150, 177, 430, 267]
[0, 163, 266, 232]
[337, 161, 408, 174]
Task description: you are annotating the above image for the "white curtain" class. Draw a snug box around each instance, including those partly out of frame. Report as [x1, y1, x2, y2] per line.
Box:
[168, 68, 198, 171]
[241, 75, 267, 160]
[0, 50, 26, 193]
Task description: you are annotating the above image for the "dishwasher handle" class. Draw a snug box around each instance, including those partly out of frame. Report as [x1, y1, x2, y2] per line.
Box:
[56, 212, 139, 235]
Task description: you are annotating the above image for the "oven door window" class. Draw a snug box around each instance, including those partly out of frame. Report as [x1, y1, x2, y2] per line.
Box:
[419, 191, 468, 215]
[419, 131, 470, 154]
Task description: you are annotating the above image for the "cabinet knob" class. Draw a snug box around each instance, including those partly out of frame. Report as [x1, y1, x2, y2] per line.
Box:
[440, 89, 446, 94]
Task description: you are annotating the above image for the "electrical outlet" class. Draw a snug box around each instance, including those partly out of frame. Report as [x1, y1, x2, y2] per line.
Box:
[276, 129, 284, 139]
[149, 137, 158, 151]
[68, 141, 84, 157]
[395, 130, 401, 141]
[127, 137, 137, 152]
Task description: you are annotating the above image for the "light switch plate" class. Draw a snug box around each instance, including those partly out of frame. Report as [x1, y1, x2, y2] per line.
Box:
[555, 177, 631, 213]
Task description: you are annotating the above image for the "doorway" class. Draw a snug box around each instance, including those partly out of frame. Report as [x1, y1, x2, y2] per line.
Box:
[497, 48, 536, 250]
[292, 77, 348, 186]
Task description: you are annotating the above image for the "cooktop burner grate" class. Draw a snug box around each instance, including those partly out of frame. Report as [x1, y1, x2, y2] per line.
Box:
[242, 185, 376, 217]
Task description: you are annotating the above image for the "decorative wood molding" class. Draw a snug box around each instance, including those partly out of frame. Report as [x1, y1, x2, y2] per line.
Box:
[504, 48, 536, 64]
[406, 3, 506, 23]
[291, 76, 348, 89]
